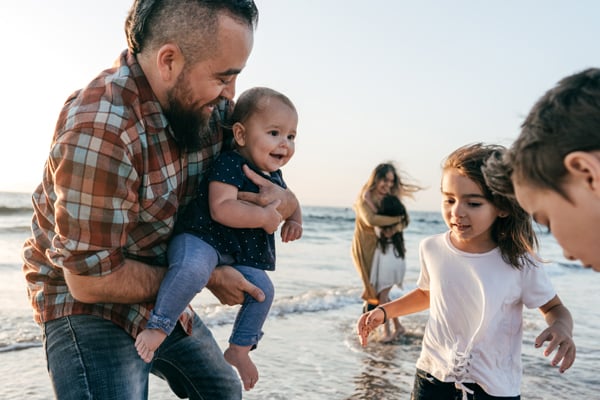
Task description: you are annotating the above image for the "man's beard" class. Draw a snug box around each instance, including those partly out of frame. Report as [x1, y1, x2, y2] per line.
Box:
[164, 72, 213, 152]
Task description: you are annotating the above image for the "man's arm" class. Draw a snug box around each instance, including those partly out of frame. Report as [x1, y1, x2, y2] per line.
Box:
[65, 261, 265, 305]
[237, 165, 299, 220]
[64, 258, 165, 304]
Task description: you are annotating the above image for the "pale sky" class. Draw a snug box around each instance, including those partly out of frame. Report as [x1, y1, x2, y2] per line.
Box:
[2, 1, 599, 211]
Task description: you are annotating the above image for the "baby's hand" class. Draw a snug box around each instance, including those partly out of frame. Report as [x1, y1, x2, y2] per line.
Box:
[356, 308, 385, 347]
[281, 220, 302, 242]
[535, 323, 576, 373]
[262, 200, 282, 234]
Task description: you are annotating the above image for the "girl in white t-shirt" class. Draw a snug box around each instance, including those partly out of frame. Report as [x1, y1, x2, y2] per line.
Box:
[369, 195, 409, 342]
[357, 143, 576, 400]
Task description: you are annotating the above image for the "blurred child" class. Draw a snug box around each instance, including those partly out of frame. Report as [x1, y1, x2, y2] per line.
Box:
[357, 143, 575, 399]
[369, 194, 409, 342]
[483, 67, 600, 273]
[135, 87, 303, 391]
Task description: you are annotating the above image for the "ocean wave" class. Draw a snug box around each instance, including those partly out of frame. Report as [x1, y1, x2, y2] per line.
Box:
[0, 342, 42, 353]
[198, 287, 362, 327]
[0, 206, 33, 215]
[555, 261, 587, 270]
[0, 288, 364, 353]
[0, 225, 31, 234]
[302, 207, 356, 225]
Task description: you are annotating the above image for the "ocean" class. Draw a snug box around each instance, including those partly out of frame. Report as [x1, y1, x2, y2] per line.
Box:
[0, 191, 598, 399]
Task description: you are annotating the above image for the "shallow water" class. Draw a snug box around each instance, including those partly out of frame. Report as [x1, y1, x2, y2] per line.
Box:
[1, 192, 598, 399]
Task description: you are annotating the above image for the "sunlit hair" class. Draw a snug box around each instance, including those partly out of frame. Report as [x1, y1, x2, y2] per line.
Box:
[376, 195, 409, 259]
[362, 162, 422, 199]
[125, 0, 258, 65]
[485, 68, 600, 201]
[444, 143, 538, 269]
[230, 86, 296, 125]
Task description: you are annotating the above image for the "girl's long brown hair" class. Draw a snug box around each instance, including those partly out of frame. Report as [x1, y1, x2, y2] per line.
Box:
[444, 143, 539, 269]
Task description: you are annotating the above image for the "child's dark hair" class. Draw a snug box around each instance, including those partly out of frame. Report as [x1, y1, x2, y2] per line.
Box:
[230, 87, 296, 125]
[377, 195, 409, 259]
[222, 87, 296, 149]
[444, 143, 538, 269]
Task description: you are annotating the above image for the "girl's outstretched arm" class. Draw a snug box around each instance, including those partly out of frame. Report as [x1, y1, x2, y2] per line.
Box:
[356, 288, 429, 347]
[536, 295, 576, 373]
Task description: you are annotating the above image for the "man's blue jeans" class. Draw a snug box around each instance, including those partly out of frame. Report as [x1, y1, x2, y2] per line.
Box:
[44, 314, 241, 400]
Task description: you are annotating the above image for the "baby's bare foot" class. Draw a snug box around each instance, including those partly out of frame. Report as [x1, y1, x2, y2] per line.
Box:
[224, 344, 258, 390]
[135, 329, 167, 363]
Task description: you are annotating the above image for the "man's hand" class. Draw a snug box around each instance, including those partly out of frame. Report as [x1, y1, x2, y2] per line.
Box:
[206, 265, 265, 305]
[262, 200, 282, 234]
[238, 165, 299, 220]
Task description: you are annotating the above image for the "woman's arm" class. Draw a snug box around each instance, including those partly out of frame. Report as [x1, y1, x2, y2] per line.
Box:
[536, 294, 576, 373]
[355, 195, 401, 227]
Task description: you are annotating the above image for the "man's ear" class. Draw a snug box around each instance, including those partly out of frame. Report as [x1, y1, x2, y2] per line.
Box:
[156, 43, 184, 83]
[564, 151, 600, 192]
[232, 122, 246, 147]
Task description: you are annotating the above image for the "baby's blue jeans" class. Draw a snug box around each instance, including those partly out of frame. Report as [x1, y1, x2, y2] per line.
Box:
[150, 233, 274, 348]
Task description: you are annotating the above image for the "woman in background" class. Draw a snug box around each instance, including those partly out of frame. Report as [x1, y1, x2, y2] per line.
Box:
[351, 162, 420, 312]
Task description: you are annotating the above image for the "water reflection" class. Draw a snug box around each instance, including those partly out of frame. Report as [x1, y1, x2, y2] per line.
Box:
[347, 317, 426, 400]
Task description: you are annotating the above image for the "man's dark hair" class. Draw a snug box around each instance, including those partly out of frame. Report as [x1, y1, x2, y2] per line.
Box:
[125, 0, 258, 64]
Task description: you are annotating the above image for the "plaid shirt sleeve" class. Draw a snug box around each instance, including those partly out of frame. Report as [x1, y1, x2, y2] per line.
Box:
[46, 125, 139, 275]
[23, 50, 222, 337]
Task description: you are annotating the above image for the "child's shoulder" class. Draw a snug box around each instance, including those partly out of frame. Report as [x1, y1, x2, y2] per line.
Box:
[216, 150, 243, 162]
[419, 232, 447, 249]
[213, 150, 246, 170]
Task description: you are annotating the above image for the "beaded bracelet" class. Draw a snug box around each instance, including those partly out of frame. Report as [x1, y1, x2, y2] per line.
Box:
[376, 306, 387, 323]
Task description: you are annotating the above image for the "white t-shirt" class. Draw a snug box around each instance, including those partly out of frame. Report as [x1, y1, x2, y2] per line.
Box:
[415, 231, 555, 397]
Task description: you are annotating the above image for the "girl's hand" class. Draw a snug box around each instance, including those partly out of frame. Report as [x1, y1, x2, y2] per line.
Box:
[281, 220, 302, 242]
[535, 323, 576, 373]
[356, 308, 385, 347]
[537, 295, 576, 373]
